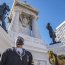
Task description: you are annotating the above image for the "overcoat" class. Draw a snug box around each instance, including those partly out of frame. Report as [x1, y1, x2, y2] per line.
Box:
[0, 48, 34, 65]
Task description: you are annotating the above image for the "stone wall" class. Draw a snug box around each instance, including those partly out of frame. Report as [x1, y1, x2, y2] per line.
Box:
[0, 26, 49, 65]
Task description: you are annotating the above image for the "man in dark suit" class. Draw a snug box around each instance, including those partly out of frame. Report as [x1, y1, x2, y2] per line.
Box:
[0, 36, 34, 65]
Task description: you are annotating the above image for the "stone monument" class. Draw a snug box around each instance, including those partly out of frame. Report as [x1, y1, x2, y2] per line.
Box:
[0, 0, 49, 65]
[1, 1, 65, 65]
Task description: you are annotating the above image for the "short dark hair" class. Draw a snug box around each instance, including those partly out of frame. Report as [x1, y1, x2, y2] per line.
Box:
[16, 36, 24, 45]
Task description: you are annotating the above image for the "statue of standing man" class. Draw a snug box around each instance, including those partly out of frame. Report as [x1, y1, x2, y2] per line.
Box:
[46, 23, 56, 44]
[0, 3, 10, 32]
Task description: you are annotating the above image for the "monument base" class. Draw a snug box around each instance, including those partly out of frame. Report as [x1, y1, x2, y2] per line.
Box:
[0, 27, 50, 65]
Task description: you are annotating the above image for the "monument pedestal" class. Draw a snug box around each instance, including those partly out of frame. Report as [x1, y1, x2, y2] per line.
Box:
[0, 27, 49, 65]
[48, 42, 65, 55]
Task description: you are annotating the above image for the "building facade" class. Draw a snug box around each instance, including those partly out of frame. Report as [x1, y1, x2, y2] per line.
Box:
[56, 21, 65, 43]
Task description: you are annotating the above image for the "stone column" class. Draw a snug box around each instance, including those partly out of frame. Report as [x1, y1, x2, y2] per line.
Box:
[8, 11, 19, 33]
[8, 11, 19, 38]
[32, 16, 41, 39]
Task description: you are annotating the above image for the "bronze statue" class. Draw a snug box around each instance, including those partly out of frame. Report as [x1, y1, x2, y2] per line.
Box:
[0, 3, 10, 31]
[48, 51, 65, 65]
[46, 23, 61, 45]
[46, 23, 56, 44]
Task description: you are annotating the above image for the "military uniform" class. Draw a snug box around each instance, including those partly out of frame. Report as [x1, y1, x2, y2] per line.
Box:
[0, 48, 34, 65]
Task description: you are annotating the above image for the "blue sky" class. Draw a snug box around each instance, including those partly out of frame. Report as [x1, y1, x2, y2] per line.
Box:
[0, 0, 65, 45]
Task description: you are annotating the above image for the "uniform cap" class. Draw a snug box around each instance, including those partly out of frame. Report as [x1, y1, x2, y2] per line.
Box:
[16, 36, 24, 45]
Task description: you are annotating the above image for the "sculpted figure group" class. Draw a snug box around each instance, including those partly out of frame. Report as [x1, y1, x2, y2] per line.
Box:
[48, 51, 65, 65]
